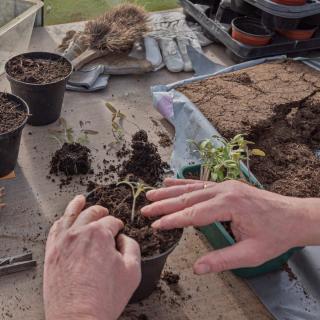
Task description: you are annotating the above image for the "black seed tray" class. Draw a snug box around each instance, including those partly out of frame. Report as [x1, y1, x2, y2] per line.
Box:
[181, 0, 320, 61]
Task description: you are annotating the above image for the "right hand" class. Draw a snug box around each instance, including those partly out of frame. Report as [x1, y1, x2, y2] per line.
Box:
[44, 195, 141, 320]
[142, 178, 320, 275]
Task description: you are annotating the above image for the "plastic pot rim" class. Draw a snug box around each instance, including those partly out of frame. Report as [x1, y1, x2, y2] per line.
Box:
[0, 92, 29, 137]
[141, 229, 184, 262]
[232, 17, 274, 38]
[5, 51, 73, 87]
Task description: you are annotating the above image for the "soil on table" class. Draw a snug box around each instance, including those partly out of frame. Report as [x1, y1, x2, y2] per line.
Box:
[50, 143, 92, 176]
[157, 131, 173, 148]
[86, 182, 182, 258]
[162, 271, 180, 285]
[119, 130, 170, 186]
[0, 93, 27, 134]
[178, 60, 320, 198]
[6, 56, 71, 84]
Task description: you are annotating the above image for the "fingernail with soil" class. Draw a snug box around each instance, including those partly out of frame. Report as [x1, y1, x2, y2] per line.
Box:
[194, 263, 211, 275]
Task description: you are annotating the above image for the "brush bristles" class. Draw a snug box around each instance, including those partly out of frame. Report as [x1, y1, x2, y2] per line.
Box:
[84, 4, 148, 53]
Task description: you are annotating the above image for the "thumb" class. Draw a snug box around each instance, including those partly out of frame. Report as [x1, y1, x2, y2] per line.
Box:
[193, 240, 262, 274]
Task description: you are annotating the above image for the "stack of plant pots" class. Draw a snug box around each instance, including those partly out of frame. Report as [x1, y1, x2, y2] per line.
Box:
[180, 0, 320, 61]
[0, 51, 72, 178]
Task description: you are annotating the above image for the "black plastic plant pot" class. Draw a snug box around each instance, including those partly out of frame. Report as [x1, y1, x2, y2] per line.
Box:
[0, 93, 29, 177]
[177, 164, 301, 278]
[230, 0, 258, 16]
[302, 14, 320, 27]
[216, 0, 240, 24]
[130, 231, 183, 303]
[261, 12, 300, 30]
[5, 52, 72, 126]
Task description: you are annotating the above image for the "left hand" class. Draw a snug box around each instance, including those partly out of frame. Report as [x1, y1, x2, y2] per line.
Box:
[44, 195, 141, 320]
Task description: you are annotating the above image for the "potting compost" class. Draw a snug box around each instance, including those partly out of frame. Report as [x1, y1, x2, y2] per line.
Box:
[0, 93, 27, 134]
[6, 56, 72, 84]
[178, 60, 320, 198]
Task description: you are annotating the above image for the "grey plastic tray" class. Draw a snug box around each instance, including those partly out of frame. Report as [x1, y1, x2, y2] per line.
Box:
[243, 0, 320, 18]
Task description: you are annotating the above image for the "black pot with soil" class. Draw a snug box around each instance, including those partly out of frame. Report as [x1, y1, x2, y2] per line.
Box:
[5, 52, 72, 126]
[86, 182, 183, 302]
[0, 92, 29, 177]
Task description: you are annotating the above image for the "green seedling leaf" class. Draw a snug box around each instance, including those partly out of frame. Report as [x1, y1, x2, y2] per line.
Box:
[189, 133, 266, 183]
[105, 102, 117, 114]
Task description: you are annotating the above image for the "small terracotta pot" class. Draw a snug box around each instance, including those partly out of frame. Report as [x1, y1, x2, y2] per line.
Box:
[277, 26, 318, 40]
[232, 17, 273, 46]
[272, 0, 306, 5]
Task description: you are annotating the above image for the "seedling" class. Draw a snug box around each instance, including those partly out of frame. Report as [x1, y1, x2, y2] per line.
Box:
[189, 134, 265, 182]
[106, 102, 140, 144]
[49, 117, 98, 147]
[0, 187, 5, 209]
[117, 180, 154, 223]
[106, 103, 126, 142]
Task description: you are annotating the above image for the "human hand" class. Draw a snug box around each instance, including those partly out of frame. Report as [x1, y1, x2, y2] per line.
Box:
[142, 178, 319, 274]
[44, 195, 141, 320]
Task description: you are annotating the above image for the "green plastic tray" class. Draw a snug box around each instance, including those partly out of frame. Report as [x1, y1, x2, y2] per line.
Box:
[177, 163, 300, 278]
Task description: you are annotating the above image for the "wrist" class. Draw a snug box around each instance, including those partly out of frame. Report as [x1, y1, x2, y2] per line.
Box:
[290, 198, 320, 247]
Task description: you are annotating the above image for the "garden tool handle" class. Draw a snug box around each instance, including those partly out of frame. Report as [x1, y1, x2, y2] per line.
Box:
[72, 49, 108, 71]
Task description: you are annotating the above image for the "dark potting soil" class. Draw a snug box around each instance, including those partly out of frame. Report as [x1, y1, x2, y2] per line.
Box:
[50, 143, 92, 176]
[162, 271, 180, 285]
[178, 60, 320, 198]
[6, 56, 71, 84]
[86, 182, 182, 258]
[282, 263, 297, 282]
[0, 93, 27, 134]
[119, 130, 170, 186]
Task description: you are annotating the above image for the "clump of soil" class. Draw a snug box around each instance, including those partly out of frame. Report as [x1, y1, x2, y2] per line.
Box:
[157, 131, 173, 148]
[86, 182, 182, 257]
[120, 130, 170, 186]
[178, 60, 320, 198]
[50, 143, 92, 176]
[6, 56, 71, 84]
[162, 271, 180, 285]
[0, 93, 27, 134]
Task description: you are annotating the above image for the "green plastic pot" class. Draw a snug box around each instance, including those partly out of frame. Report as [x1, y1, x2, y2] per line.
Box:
[177, 164, 300, 278]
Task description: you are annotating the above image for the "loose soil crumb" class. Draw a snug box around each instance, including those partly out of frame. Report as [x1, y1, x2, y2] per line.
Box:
[162, 271, 180, 285]
[50, 143, 92, 176]
[120, 130, 170, 186]
[178, 60, 320, 198]
[282, 263, 298, 282]
[0, 93, 27, 134]
[157, 131, 173, 148]
[6, 56, 71, 84]
[86, 182, 182, 258]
